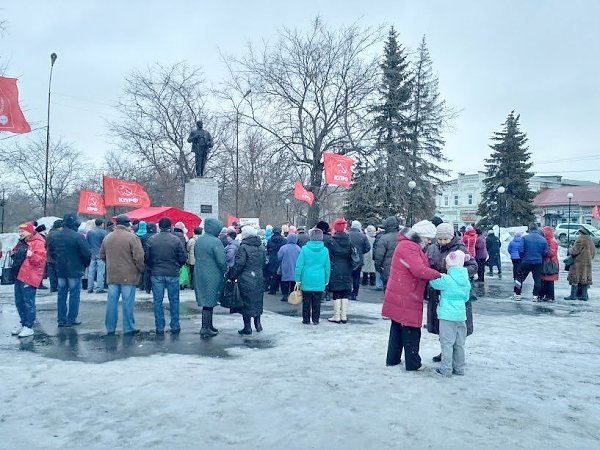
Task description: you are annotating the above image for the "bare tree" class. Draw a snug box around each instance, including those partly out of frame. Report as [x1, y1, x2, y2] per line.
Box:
[108, 62, 212, 194]
[0, 135, 89, 216]
[224, 17, 381, 226]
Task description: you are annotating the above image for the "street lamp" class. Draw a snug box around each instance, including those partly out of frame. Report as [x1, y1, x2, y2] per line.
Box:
[497, 186, 505, 242]
[43, 52, 57, 217]
[285, 198, 291, 223]
[567, 192, 574, 247]
[235, 89, 252, 217]
[0, 189, 6, 233]
[407, 180, 416, 227]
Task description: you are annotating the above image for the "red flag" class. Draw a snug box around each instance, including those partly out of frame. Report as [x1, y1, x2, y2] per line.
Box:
[77, 190, 106, 216]
[592, 205, 600, 219]
[0, 77, 31, 134]
[102, 176, 151, 208]
[294, 181, 314, 206]
[227, 214, 240, 227]
[323, 152, 354, 187]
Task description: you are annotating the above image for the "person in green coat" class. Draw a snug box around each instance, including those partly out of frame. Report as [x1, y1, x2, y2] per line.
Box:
[294, 228, 330, 325]
[193, 218, 227, 338]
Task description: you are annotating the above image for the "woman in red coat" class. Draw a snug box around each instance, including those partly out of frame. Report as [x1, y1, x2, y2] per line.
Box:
[383, 221, 441, 371]
[539, 226, 559, 302]
[10, 222, 47, 338]
[462, 225, 477, 257]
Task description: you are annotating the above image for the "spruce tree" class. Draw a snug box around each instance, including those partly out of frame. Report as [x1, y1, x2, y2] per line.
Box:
[477, 111, 535, 227]
[371, 26, 413, 220]
[408, 36, 451, 218]
[344, 162, 385, 226]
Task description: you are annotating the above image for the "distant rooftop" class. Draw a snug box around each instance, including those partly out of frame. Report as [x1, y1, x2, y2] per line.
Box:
[533, 185, 600, 207]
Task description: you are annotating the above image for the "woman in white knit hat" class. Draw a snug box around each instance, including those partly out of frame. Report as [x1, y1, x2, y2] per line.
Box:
[382, 220, 441, 371]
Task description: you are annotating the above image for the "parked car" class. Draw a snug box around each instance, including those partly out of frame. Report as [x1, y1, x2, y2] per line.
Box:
[554, 223, 600, 247]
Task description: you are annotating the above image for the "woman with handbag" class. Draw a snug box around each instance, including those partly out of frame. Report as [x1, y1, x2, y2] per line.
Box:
[539, 226, 559, 301]
[294, 228, 330, 324]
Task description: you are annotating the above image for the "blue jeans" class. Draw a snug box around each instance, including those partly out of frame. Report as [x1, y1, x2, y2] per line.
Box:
[105, 284, 136, 333]
[57, 277, 82, 325]
[88, 257, 105, 292]
[14, 279, 37, 328]
[375, 271, 383, 290]
[151, 275, 180, 331]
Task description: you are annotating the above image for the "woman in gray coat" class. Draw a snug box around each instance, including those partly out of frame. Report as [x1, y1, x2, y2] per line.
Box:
[193, 218, 227, 338]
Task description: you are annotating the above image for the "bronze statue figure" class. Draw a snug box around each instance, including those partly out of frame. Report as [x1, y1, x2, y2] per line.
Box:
[188, 120, 213, 177]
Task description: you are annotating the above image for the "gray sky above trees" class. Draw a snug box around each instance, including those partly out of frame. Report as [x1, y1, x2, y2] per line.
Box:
[2, 0, 599, 181]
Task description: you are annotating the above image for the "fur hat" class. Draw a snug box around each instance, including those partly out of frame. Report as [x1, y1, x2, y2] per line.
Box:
[446, 250, 467, 268]
[309, 228, 323, 241]
[289, 225, 297, 235]
[411, 220, 437, 239]
[18, 222, 35, 234]
[316, 220, 330, 233]
[333, 218, 348, 233]
[430, 216, 444, 227]
[241, 225, 258, 239]
[436, 223, 455, 240]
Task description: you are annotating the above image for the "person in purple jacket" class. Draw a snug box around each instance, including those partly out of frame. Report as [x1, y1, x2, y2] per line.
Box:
[474, 229, 488, 282]
[507, 232, 523, 281]
[277, 234, 301, 302]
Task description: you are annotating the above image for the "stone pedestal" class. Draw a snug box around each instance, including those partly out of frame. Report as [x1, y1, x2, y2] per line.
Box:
[184, 177, 219, 221]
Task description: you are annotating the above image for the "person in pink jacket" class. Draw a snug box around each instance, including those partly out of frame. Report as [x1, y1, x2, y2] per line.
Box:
[10, 222, 47, 338]
[383, 220, 441, 371]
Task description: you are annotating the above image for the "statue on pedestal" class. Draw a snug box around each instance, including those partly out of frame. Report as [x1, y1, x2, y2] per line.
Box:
[187, 120, 213, 177]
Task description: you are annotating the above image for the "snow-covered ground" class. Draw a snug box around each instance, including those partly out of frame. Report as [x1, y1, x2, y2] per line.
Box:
[1, 291, 599, 449]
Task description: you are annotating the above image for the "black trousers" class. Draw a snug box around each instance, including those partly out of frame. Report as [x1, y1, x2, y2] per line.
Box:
[540, 280, 555, 300]
[476, 259, 486, 282]
[302, 291, 322, 324]
[268, 273, 281, 294]
[386, 320, 422, 370]
[362, 272, 376, 286]
[351, 268, 361, 297]
[515, 262, 542, 296]
[511, 259, 521, 280]
[47, 262, 58, 292]
[280, 280, 295, 300]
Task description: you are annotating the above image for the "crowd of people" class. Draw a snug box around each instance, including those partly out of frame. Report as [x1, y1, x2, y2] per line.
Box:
[4, 212, 596, 378]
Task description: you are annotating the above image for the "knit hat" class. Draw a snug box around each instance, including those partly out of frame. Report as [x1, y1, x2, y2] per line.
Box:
[281, 224, 290, 234]
[158, 217, 172, 230]
[272, 226, 282, 235]
[289, 225, 297, 235]
[316, 220, 330, 233]
[35, 224, 47, 234]
[175, 221, 187, 232]
[18, 222, 35, 234]
[365, 225, 376, 237]
[241, 225, 258, 239]
[411, 220, 437, 239]
[309, 228, 323, 241]
[446, 250, 467, 268]
[430, 216, 444, 227]
[351, 220, 362, 230]
[333, 218, 347, 233]
[436, 223, 455, 240]
[52, 219, 63, 230]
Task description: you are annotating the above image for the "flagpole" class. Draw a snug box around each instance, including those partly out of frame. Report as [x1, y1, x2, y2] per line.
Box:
[43, 52, 57, 217]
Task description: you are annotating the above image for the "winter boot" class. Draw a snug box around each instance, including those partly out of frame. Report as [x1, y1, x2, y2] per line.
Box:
[328, 299, 341, 323]
[200, 309, 217, 339]
[579, 285, 589, 301]
[361, 273, 369, 286]
[564, 285, 578, 300]
[238, 315, 252, 335]
[208, 307, 219, 334]
[369, 273, 376, 286]
[253, 315, 263, 332]
[340, 298, 349, 324]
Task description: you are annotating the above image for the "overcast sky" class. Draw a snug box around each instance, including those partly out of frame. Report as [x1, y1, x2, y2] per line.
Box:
[2, 0, 599, 182]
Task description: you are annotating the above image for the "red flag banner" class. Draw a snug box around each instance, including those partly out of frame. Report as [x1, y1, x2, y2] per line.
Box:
[227, 214, 240, 227]
[294, 181, 314, 206]
[592, 205, 600, 219]
[0, 76, 31, 134]
[77, 190, 106, 216]
[323, 152, 354, 187]
[102, 176, 151, 208]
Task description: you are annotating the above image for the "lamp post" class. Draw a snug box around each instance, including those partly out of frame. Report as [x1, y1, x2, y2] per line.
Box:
[407, 180, 416, 227]
[497, 186, 505, 242]
[235, 89, 252, 218]
[43, 52, 57, 217]
[567, 192, 574, 247]
[0, 189, 6, 233]
[285, 198, 291, 223]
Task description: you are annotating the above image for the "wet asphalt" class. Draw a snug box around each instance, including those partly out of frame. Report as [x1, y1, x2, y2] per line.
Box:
[0, 261, 596, 364]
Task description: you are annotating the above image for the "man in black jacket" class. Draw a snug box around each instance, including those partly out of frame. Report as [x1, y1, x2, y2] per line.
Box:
[348, 220, 371, 300]
[47, 213, 92, 327]
[266, 226, 287, 295]
[145, 217, 187, 334]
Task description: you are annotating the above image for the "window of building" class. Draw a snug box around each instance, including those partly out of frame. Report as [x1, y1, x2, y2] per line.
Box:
[454, 195, 458, 206]
[444, 196, 449, 206]
[468, 194, 473, 205]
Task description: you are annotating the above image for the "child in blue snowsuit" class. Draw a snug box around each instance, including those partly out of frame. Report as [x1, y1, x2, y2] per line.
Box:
[429, 250, 471, 377]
